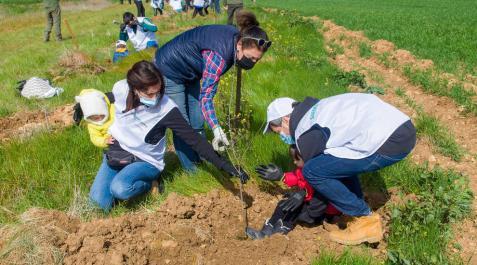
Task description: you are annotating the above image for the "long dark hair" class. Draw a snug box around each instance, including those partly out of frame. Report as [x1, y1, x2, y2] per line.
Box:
[125, 60, 165, 112]
[123, 12, 135, 25]
[236, 11, 270, 52]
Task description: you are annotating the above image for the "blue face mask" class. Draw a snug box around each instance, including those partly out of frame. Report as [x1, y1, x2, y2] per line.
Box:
[279, 132, 295, 145]
[139, 96, 158, 107]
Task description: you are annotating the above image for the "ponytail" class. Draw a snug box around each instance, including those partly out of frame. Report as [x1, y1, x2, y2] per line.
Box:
[236, 11, 270, 52]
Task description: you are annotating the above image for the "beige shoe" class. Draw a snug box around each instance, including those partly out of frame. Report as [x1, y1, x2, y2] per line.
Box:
[151, 180, 159, 195]
[323, 215, 354, 232]
[328, 213, 383, 245]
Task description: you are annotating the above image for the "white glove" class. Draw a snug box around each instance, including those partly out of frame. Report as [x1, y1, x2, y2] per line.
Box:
[212, 126, 230, 152]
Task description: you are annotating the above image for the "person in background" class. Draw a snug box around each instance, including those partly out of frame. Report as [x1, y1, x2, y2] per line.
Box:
[192, 0, 206, 18]
[169, 0, 184, 13]
[211, 0, 220, 14]
[43, 0, 62, 42]
[151, 0, 164, 16]
[246, 145, 341, 240]
[134, 0, 146, 17]
[120, 0, 132, 4]
[154, 11, 271, 171]
[89, 61, 248, 212]
[224, 0, 242, 25]
[119, 12, 158, 51]
[113, 40, 129, 63]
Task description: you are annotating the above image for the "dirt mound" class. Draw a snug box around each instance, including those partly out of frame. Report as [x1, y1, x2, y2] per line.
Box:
[1, 188, 388, 265]
[0, 104, 74, 141]
[50, 50, 105, 80]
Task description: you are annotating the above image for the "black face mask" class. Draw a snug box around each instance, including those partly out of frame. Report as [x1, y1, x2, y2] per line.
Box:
[236, 56, 256, 70]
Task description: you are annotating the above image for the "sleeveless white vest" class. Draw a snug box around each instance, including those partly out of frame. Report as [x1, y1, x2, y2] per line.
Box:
[109, 80, 176, 170]
[294, 93, 409, 159]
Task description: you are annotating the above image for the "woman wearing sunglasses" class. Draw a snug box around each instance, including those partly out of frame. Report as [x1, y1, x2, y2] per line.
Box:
[154, 10, 271, 171]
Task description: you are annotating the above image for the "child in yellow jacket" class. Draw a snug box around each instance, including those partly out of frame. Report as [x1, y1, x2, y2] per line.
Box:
[75, 89, 115, 148]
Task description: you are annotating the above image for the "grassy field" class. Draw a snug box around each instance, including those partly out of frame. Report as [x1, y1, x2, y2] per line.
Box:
[0, 2, 473, 265]
[256, 0, 477, 77]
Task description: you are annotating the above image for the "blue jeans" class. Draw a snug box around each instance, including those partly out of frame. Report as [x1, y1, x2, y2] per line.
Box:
[212, 0, 221, 14]
[164, 77, 205, 171]
[302, 152, 409, 216]
[89, 156, 161, 212]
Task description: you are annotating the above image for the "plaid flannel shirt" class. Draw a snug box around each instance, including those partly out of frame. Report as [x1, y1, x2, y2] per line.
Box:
[201, 49, 227, 129]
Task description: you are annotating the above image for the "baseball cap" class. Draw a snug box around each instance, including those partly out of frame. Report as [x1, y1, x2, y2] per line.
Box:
[263, 97, 297, 134]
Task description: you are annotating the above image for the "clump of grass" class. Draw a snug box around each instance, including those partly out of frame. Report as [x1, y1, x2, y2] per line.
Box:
[312, 249, 379, 265]
[358, 42, 373, 59]
[395, 88, 465, 161]
[332, 70, 367, 88]
[403, 67, 477, 115]
[328, 42, 345, 59]
[382, 161, 473, 264]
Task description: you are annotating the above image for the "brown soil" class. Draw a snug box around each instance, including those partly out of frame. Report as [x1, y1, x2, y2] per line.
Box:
[318, 18, 477, 263]
[0, 104, 74, 142]
[50, 50, 106, 81]
[0, 188, 390, 265]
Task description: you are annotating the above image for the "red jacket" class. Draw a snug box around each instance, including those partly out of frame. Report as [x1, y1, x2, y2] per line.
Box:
[283, 168, 340, 215]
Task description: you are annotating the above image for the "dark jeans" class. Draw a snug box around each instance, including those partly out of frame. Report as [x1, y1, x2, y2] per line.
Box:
[303, 152, 409, 216]
[135, 0, 145, 16]
[192, 7, 205, 17]
[164, 77, 205, 171]
[153, 7, 163, 16]
[226, 4, 243, 25]
[120, 0, 132, 3]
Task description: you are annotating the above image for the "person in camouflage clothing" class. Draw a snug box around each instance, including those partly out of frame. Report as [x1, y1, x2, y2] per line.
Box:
[44, 0, 62, 42]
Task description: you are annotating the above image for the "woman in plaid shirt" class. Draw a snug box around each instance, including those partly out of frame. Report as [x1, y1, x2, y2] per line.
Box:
[154, 11, 271, 171]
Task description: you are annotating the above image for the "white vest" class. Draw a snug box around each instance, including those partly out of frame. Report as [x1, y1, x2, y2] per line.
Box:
[294, 93, 410, 159]
[126, 17, 157, 51]
[109, 80, 176, 170]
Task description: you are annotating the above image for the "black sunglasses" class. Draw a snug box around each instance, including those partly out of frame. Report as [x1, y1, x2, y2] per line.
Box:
[242, 36, 272, 49]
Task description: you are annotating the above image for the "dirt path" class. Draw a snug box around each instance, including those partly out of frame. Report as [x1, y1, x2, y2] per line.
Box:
[0, 187, 391, 265]
[316, 17, 477, 264]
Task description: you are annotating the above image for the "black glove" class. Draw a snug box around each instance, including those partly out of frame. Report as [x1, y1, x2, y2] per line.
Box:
[255, 163, 283, 181]
[279, 190, 307, 212]
[120, 23, 127, 32]
[73, 103, 83, 126]
[224, 164, 249, 184]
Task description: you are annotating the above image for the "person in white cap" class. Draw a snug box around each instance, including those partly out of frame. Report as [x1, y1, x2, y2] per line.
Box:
[262, 93, 416, 245]
[75, 89, 115, 148]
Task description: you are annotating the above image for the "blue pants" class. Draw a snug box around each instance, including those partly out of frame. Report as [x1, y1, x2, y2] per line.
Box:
[164, 77, 205, 171]
[89, 156, 161, 212]
[212, 0, 220, 14]
[302, 152, 408, 216]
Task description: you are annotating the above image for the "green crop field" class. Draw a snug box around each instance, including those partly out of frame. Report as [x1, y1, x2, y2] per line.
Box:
[257, 0, 477, 77]
[0, 1, 475, 264]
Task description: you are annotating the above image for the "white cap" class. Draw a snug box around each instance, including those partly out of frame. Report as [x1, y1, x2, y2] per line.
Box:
[263, 97, 296, 134]
[116, 40, 127, 48]
[75, 91, 109, 125]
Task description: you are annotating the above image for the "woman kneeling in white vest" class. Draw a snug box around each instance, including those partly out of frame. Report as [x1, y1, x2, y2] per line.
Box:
[89, 60, 248, 212]
[262, 93, 416, 245]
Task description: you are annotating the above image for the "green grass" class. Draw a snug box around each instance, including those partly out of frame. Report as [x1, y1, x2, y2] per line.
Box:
[403, 67, 477, 116]
[358, 42, 372, 59]
[256, 0, 477, 77]
[312, 249, 379, 265]
[395, 88, 465, 161]
[377, 161, 473, 265]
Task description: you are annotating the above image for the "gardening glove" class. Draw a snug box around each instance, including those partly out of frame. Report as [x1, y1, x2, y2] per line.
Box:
[255, 163, 283, 181]
[212, 126, 230, 152]
[279, 189, 307, 212]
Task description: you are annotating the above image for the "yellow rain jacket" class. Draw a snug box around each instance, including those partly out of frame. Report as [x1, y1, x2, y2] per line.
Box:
[78, 89, 115, 148]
